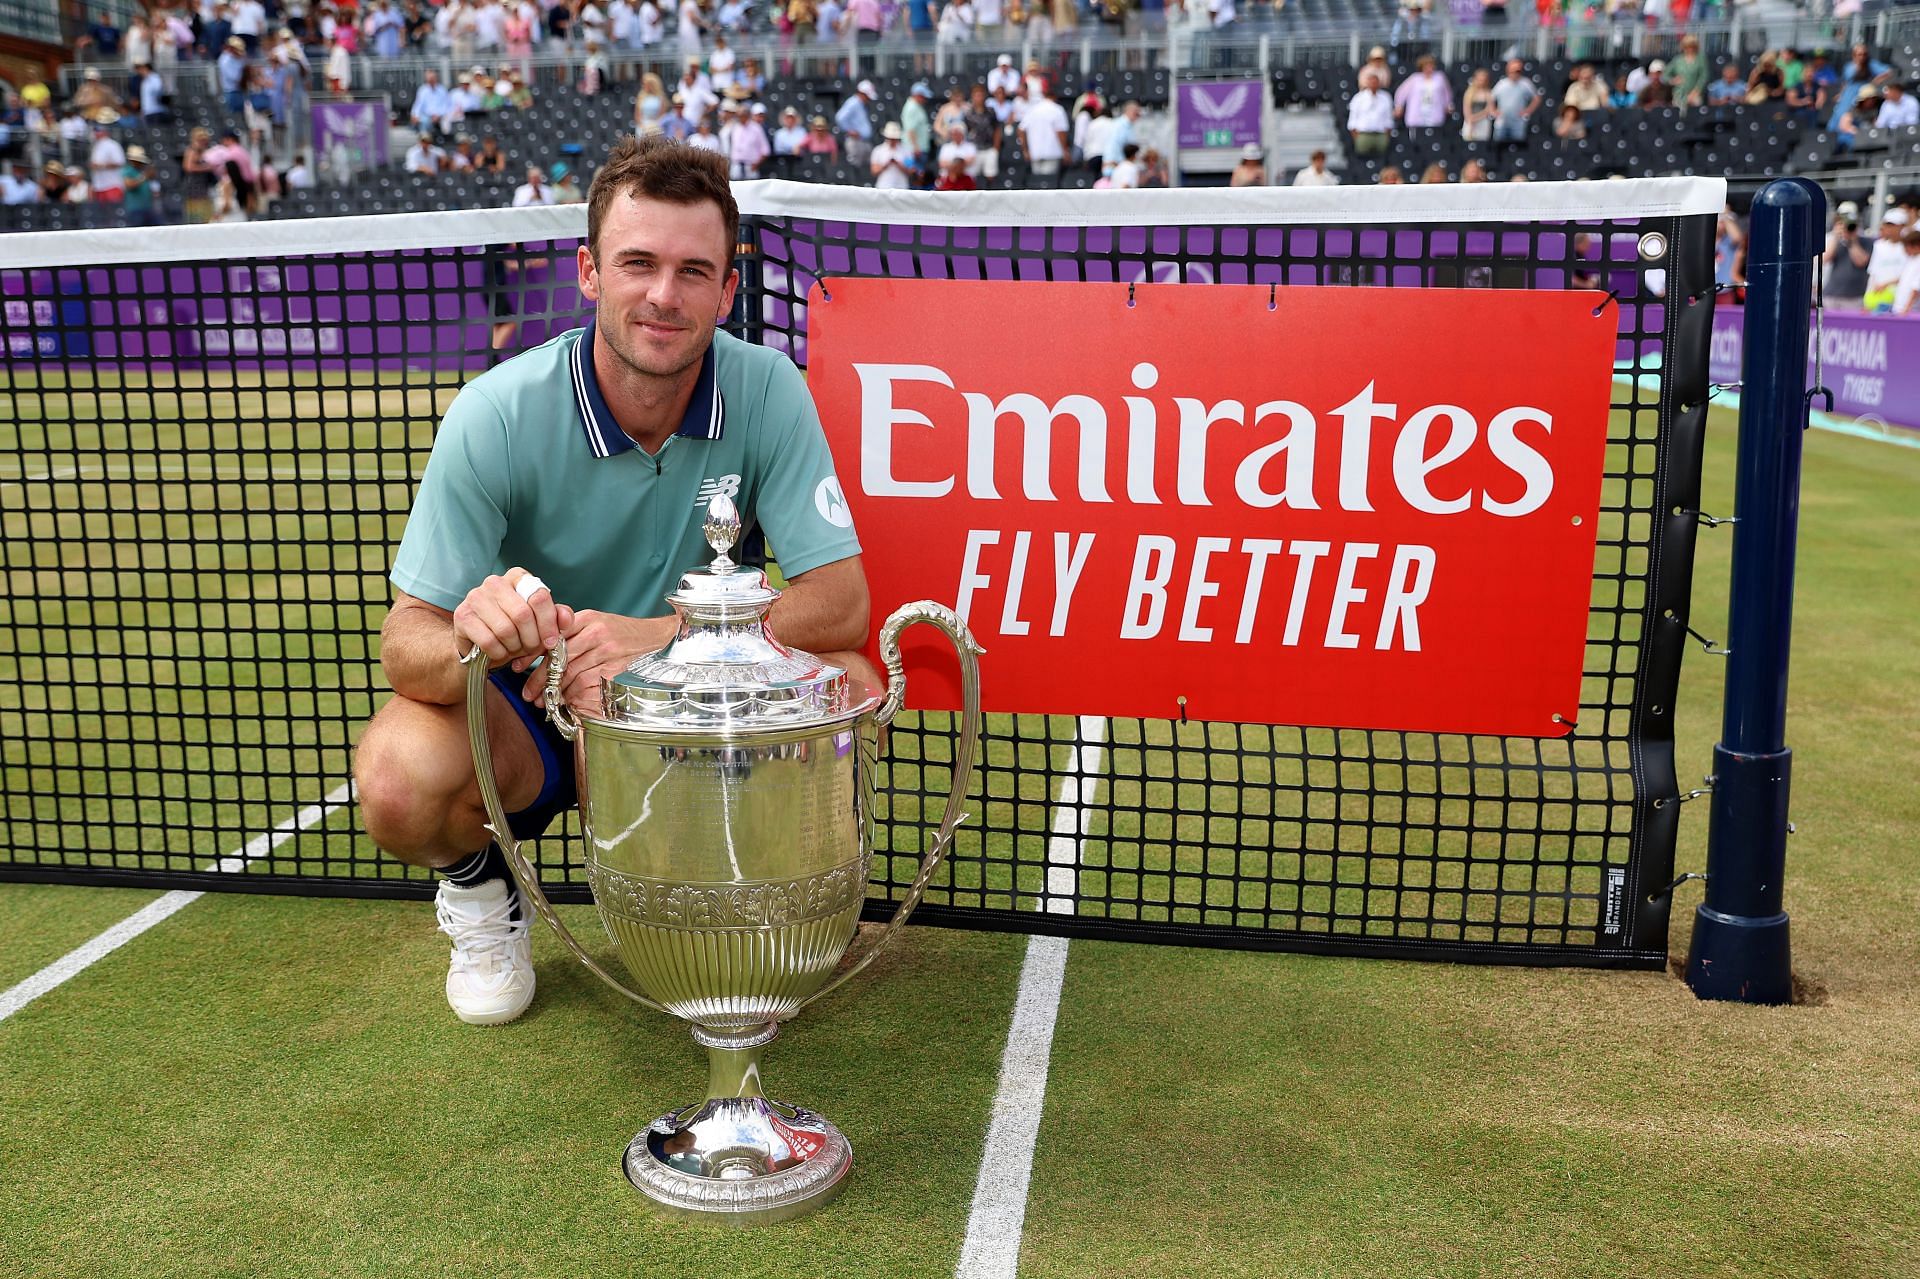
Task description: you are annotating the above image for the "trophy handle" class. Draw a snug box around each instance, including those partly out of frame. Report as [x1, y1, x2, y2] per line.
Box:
[460, 641, 672, 1016]
[797, 601, 985, 1013]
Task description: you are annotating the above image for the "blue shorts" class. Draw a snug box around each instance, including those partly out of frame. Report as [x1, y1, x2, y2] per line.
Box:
[488, 668, 578, 841]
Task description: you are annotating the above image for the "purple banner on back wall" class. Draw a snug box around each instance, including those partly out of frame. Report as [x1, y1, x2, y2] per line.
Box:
[1710, 306, 1920, 434]
[1176, 80, 1263, 150]
[313, 101, 389, 170]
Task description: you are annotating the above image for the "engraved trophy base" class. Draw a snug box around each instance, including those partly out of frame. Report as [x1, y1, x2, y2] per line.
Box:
[621, 1023, 853, 1226]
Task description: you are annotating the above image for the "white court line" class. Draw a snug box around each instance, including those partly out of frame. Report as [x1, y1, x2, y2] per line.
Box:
[0, 782, 353, 1024]
[1045, 717, 1109, 916]
[956, 717, 1107, 1279]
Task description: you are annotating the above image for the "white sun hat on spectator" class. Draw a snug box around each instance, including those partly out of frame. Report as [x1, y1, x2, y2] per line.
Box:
[857, 79, 877, 97]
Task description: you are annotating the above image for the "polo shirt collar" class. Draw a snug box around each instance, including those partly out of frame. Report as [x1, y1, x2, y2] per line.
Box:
[571, 318, 726, 459]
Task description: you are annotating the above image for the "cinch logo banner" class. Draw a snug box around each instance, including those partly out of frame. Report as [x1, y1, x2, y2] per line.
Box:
[808, 279, 1616, 737]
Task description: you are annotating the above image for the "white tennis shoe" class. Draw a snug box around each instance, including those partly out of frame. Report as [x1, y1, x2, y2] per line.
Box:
[435, 877, 535, 1026]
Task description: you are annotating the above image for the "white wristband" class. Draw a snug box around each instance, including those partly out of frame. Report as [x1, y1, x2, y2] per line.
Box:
[514, 573, 549, 601]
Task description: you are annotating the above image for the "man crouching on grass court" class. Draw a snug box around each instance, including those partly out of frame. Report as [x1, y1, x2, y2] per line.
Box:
[354, 136, 872, 1026]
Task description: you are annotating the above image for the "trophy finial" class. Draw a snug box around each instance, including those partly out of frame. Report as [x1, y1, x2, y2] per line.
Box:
[704, 493, 740, 574]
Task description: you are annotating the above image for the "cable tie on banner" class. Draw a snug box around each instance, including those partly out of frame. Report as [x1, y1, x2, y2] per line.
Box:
[1685, 624, 1730, 656]
[1590, 288, 1620, 318]
[817, 282, 832, 303]
[1646, 871, 1708, 903]
[1127, 281, 1136, 308]
[1267, 283, 1277, 311]
[1176, 695, 1188, 725]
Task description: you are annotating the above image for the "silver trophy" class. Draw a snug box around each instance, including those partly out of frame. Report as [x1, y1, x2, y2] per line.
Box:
[462, 495, 983, 1225]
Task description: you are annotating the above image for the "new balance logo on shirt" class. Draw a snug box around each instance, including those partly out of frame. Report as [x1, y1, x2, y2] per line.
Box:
[693, 473, 742, 508]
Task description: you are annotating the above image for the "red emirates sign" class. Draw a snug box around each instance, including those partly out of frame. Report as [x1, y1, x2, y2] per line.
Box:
[808, 279, 1616, 737]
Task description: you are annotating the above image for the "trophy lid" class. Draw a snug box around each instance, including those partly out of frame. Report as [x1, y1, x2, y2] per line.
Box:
[600, 495, 858, 730]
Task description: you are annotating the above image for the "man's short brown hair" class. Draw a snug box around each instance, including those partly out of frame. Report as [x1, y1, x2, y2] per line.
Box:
[585, 136, 739, 266]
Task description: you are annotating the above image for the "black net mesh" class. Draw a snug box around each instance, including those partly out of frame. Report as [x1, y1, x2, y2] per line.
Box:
[0, 194, 1714, 967]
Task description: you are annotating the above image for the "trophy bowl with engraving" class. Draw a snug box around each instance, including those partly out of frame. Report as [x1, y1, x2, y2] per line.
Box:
[461, 495, 983, 1226]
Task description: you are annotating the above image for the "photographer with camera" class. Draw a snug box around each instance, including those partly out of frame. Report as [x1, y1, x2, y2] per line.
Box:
[1823, 200, 1873, 307]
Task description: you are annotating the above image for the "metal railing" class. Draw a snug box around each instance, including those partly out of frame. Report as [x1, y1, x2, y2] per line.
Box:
[52, 2, 1920, 102]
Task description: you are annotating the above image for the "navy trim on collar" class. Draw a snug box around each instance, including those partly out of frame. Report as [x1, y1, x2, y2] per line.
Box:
[570, 319, 726, 459]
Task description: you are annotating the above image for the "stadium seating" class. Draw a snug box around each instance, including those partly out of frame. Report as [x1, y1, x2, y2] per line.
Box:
[5, 32, 1919, 231]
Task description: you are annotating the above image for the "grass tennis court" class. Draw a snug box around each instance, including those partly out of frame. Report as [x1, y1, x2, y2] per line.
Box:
[3, 403, 1918, 1277]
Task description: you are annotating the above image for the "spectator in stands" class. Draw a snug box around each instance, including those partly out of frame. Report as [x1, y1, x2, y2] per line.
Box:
[1131, 146, 1162, 188]
[1417, 161, 1446, 183]
[634, 73, 668, 131]
[797, 114, 838, 157]
[1714, 206, 1744, 298]
[135, 63, 170, 124]
[448, 135, 479, 169]
[1636, 63, 1673, 108]
[1361, 47, 1392, 92]
[405, 131, 448, 173]
[87, 119, 126, 203]
[124, 15, 152, 69]
[1824, 201, 1872, 306]
[1835, 86, 1877, 151]
[513, 162, 555, 204]
[1099, 100, 1141, 177]
[937, 122, 977, 180]
[709, 32, 738, 92]
[75, 11, 123, 61]
[1747, 53, 1785, 104]
[1706, 63, 1745, 107]
[844, 0, 887, 42]
[1100, 140, 1138, 188]
[733, 103, 772, 178]
[1291, 149, 1336, 186]
[1, 161, 38, 205]
[217, 37, 248, 113]
[988, 53, 1022, 98]
[1563, 64, 1608, 113]
[1805, 51, 1839, 115]
[70, 68, 119, 120]
[1491, 60, 1539, 144]
[772, 106, 806, 155]
[1829, 43, 1892, 135]
[678, 60, 719, 123]
[39, 161, 70, 204]
[938, 0, 975, 46]
[1608, 73, 1635, 110]
[1459, 68, 1494, 142]
[837, 79, 878, 168]
[1347, 72, 1393, 156]
[551, 161, 585, 202]
[406, 2, 436, 51]
[286, 154, 317, 190]
[1460, 158, 1488, 183]
[232, 0, 269, 53]
[180, 128, 215, 222]
[1666, 36, 1707, 108]
[1230, 143, 1265, 187]
[201, 4, 234, 60]
[1017, 90, 1069, 186]
[903, 82, 935, 169]
[1394, 55, 1453, 130]
[1377, 165, 1405, 184]
[871, 121, 914, 188]
[474, 134, 506, 172]
[366, 0, 407, 57]
[122, 146, 158, 226]
[325, 31, 354, 93]
[412, 69, 456, 135]
[1863, 207, 1911, 310]
[689, 114, 724, 155]
[1878, 83, 1918, 130]
[716, 0, 753, 31]
[213, 162, 251, 222]
[1893, 229, 1920, 316]
[1553, 102, 1585, 140]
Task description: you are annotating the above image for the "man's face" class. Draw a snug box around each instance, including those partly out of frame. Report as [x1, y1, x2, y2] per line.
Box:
[426, 70, 439, 85]
[579, 193, 739, 383]
[1506, 61, 1523, 79]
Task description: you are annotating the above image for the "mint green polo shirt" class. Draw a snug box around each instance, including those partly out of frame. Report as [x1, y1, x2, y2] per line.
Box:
[390, 321, 861, 617]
